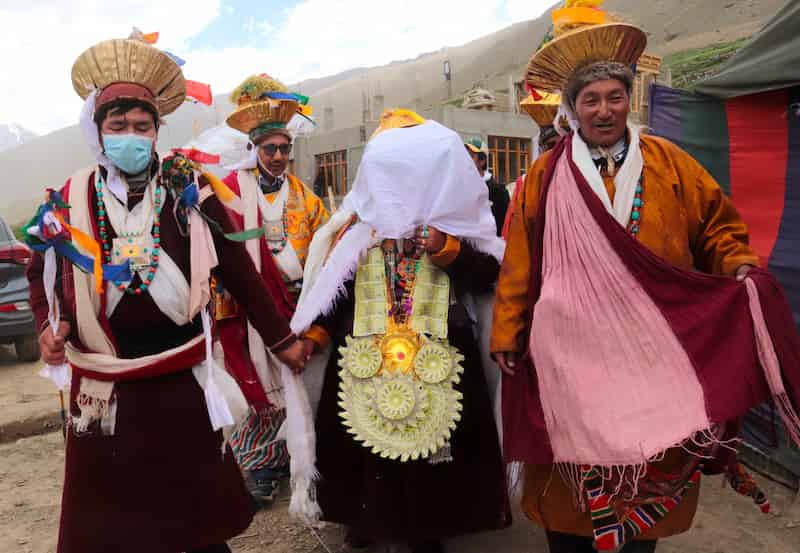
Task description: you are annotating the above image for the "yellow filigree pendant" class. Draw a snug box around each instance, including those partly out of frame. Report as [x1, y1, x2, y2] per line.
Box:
[379, 325, 419, 375]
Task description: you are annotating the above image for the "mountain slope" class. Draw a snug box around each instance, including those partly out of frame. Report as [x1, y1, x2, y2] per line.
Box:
[0, 124, 37, 153]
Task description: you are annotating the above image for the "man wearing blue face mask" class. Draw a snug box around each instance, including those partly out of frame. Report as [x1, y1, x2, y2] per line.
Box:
[25, 29, 308, 553]
[96, 97, 160, 197]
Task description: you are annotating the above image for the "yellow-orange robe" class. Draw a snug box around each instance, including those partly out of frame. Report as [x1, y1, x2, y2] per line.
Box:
[263, 173, 329, 271]
[491, 134, 760, 539]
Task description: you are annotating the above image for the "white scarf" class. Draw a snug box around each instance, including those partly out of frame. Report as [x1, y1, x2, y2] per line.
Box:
[237, 169, 288, 408]
[235, 168, 322, 523]
[571, 125, 644, 228]
[252, 175, 304, 281]
[101, 177, 193, 323]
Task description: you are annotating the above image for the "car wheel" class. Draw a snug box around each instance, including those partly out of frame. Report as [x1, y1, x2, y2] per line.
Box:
[15, 334, 41, 363]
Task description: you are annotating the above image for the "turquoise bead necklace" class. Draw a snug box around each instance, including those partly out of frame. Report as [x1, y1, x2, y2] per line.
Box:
[627, 174, 644, 238]
[95, 176, 164, 295]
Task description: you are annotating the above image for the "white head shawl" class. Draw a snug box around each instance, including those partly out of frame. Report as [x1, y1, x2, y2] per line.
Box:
[344, 121, 504, 258]
[555, 95, 581, 136]
[291, 120, 505, 333]
[79, 90, 129, 203]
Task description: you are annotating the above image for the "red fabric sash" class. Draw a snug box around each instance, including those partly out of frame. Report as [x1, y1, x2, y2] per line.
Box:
[70, 339, 206, 382]
[502, 135, 800, 464]
[217, 171, 296, 408]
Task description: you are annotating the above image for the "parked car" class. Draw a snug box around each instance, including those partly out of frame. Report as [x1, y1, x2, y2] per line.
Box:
[0, 215, 39, 362]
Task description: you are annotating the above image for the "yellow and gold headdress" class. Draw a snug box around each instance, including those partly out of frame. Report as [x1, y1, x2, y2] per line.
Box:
[371, 108, 426, 139]
[526, 0, 647, 93]
[226, 74, 304, 143]
[520, 91, 562, 127]
[71, 29, 186, 116]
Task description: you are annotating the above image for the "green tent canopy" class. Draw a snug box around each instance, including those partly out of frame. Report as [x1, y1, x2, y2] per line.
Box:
[695, 0, 800, 98]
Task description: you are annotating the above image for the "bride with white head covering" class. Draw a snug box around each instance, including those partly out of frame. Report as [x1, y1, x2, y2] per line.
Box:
[291, 109, 510, 553]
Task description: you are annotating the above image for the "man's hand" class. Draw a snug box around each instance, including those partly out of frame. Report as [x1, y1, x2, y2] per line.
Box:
[494, 351, 518, 376]
[735, 264, 754, 282]
[301, 338, 316, 362]
[276, 340, 307, 374]
[40, 320, 71, 365]
[413, 225, 447, 254]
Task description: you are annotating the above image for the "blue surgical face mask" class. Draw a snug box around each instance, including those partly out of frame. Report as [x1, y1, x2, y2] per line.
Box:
[102, 133, 154, 175]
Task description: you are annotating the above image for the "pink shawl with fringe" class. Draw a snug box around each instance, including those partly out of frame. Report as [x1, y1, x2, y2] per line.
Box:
[502, 136, 800, 468]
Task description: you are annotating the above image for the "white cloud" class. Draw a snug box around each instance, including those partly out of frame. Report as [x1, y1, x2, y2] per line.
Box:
[0, 0, 552, 135]
[258, 20, 275, 34]
[181, 0, 553, 101]
[0, 0, 220, 134]
[243, 16, 275, 35]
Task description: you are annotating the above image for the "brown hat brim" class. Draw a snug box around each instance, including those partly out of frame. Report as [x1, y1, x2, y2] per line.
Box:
[226, 99, 299, 135]
[71, 39, 186, 116]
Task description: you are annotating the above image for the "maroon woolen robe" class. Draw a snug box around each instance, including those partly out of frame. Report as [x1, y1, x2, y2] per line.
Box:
[27, 169, 295, 553]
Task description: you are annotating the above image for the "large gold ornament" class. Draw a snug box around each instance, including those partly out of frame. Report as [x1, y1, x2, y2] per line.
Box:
[337, 332, 465, 462]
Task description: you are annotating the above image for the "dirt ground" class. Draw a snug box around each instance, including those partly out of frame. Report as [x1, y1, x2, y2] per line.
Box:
[2, 348, 800, 553]
[0, 345, 63, 444]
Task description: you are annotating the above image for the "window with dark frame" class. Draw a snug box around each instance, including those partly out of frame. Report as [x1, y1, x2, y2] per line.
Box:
[488, 135, 531, 184]
[315, 150, 348, 196]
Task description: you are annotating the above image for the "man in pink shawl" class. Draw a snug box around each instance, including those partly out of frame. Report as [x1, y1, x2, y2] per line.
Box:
[492, 4, 800, 553]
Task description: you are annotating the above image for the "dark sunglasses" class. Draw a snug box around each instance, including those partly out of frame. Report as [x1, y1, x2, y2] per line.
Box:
[259, 143, 292, 156]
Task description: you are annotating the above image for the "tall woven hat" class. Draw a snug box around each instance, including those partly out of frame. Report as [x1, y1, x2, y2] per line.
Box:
[520, 91, 561, 127]
[226, 74, 301, 143]
[71, 28, 186, 115]
[526, 0, 647, 93]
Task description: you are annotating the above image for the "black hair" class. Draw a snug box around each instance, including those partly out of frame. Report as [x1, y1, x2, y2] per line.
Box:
[565, 61, 634, 109]
[94, 98, 162, 128]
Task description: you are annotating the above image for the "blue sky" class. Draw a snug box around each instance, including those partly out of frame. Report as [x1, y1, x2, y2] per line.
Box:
[186, 0, 296, 50]
[0, 0, 553, 134]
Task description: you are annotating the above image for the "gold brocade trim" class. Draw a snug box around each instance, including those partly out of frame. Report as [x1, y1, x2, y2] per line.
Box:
[353, 248, 389, 337]
[410, 255, 450, 340]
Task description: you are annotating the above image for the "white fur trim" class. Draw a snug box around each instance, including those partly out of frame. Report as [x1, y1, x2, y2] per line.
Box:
[291, 220, 379, 334]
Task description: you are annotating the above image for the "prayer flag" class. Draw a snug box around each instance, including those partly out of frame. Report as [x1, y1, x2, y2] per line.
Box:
[186, 80, 213, 105]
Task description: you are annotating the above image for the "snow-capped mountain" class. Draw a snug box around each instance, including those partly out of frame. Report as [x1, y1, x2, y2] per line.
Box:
[0, 123, 37, 152]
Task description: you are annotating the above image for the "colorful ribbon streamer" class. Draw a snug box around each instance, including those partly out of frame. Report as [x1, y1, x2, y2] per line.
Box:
[30, 241, 131, 283]
[26, 192, 131, 292]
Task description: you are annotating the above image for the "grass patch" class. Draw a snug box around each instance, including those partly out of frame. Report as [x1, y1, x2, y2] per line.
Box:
[665, 38, 750, 91]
